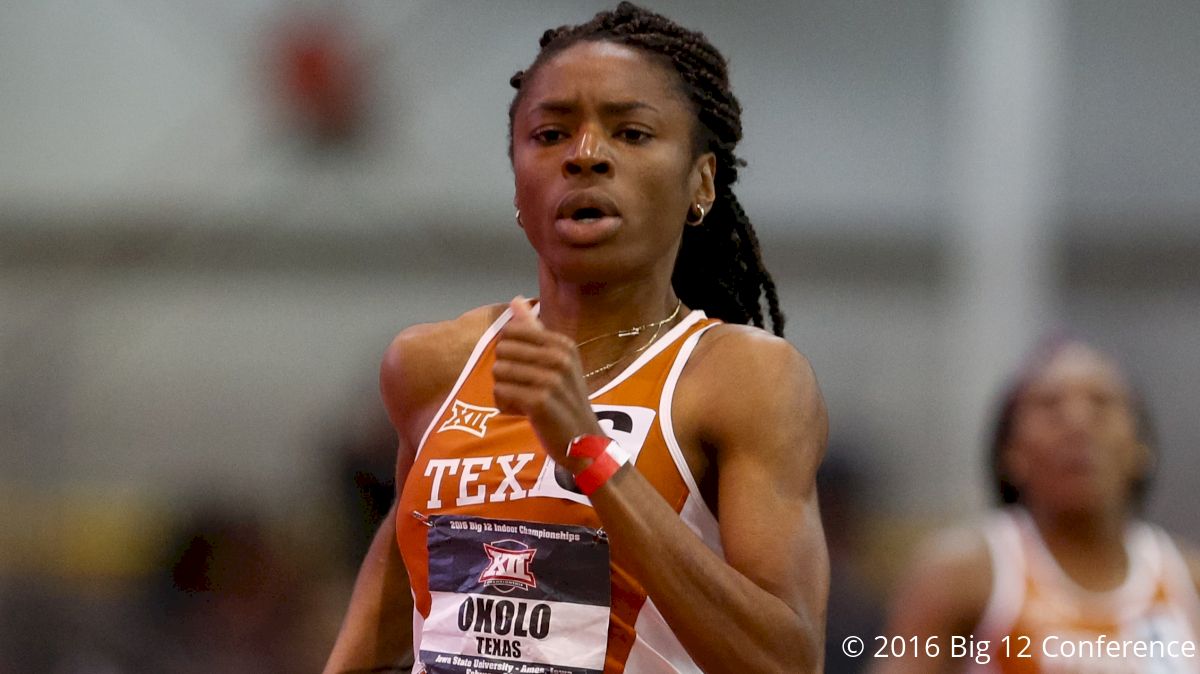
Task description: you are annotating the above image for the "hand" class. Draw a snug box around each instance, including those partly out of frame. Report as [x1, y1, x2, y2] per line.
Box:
[493, 296, 603, 467]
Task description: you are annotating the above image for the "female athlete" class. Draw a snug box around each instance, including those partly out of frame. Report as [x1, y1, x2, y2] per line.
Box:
[324, 4, 829, 673]
[876, 338, 1200, 673]
[326, 2, 835, 666]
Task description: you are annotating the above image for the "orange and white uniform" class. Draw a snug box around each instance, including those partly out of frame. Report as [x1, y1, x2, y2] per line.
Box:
[396, 305, 723, 674]
[970, 508, 1200, 673]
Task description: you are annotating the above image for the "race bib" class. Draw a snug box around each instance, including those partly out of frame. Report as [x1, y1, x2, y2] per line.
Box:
[419, 514, 611, 674]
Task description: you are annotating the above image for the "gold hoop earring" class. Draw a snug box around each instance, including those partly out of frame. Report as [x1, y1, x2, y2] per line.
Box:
[685, 203, 707, 225]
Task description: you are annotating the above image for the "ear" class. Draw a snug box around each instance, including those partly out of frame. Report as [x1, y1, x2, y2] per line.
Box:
[691, 152, 717, 217]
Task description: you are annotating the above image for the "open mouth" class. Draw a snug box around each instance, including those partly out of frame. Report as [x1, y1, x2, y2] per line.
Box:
[554, 192, 623, 246]
[556, 190, 621, 220]
[571, 207, 605, 222]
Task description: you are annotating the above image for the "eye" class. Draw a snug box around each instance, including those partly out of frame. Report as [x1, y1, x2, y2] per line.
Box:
[532, 128, 567, 144]
[616, 127, 652, 144]
[1090, 390, 1119, 411]
[1025, 392, 1061, 415]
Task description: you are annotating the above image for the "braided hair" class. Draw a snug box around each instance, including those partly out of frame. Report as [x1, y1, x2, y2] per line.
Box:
[507, 2, 785, 337]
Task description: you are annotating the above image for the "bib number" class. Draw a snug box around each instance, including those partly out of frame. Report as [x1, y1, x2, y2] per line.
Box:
[419, 515, 611, 674]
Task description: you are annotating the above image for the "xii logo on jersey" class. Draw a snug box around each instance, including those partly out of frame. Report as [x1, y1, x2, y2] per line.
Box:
[438, 400, 500, 438]
[479, 540, 538, 593]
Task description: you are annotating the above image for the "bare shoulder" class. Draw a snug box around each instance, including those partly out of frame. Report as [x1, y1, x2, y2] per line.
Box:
[689, 322, 817, 376]
[381, 303, 507, 445]
[887, 525, 993, 634]
[875, 528, 991, 674]
[1168, 535, 1200, 595]
[678, 322, 825, 455]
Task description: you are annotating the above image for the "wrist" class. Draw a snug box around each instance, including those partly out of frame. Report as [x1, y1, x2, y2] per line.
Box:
[566, 434, 630, 495]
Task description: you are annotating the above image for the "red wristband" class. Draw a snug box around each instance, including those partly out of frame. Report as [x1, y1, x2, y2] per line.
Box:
[566, 434, 630, 496]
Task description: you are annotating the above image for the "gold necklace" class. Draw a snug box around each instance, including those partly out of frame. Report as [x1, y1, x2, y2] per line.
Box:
[578, 300, 683, 379]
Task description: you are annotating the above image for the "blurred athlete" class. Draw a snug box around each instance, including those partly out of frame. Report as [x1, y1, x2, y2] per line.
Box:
[876, 338, 1200, 673]
[324, 4, 829, 673]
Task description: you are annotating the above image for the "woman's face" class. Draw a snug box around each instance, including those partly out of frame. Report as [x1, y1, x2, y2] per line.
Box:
[510, 41, 715, 284]
[1004, 344, 1147, 516]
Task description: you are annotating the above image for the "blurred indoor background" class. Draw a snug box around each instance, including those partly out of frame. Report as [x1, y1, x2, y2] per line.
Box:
[1, 1, 1197, 671]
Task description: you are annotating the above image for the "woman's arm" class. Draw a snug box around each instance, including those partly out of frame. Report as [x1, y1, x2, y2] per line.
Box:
[323, 503, 414, 674]
[325, 306, 502, 673]
[493, 299, 829, 672]
[323, 332, 421, 674]
[870, 530, 992, 674]
[600, 327, 829, 672]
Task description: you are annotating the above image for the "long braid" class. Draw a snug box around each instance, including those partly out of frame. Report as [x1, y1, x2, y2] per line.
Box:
[508, 2, 785, 336]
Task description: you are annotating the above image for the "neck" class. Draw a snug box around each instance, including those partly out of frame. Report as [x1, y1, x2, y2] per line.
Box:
[534, 262, 685, 387]
[535, 262, 682, 341]
[1024, 502, 1130, 590]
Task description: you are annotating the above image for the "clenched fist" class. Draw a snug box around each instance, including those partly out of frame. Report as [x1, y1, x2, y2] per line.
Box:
[493, 296, 604, 469]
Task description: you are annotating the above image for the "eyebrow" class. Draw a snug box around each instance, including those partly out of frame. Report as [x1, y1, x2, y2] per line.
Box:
[534, 100, 660, 115]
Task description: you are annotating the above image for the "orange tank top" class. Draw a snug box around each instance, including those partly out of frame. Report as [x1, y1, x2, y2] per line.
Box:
[396, 304, 723, 674]
[968, 508, 1200, 674]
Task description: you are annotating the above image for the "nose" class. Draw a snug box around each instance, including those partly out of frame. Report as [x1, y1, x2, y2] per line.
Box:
[1058, 394, 1096, 431]
[563, 127, 611, 177]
